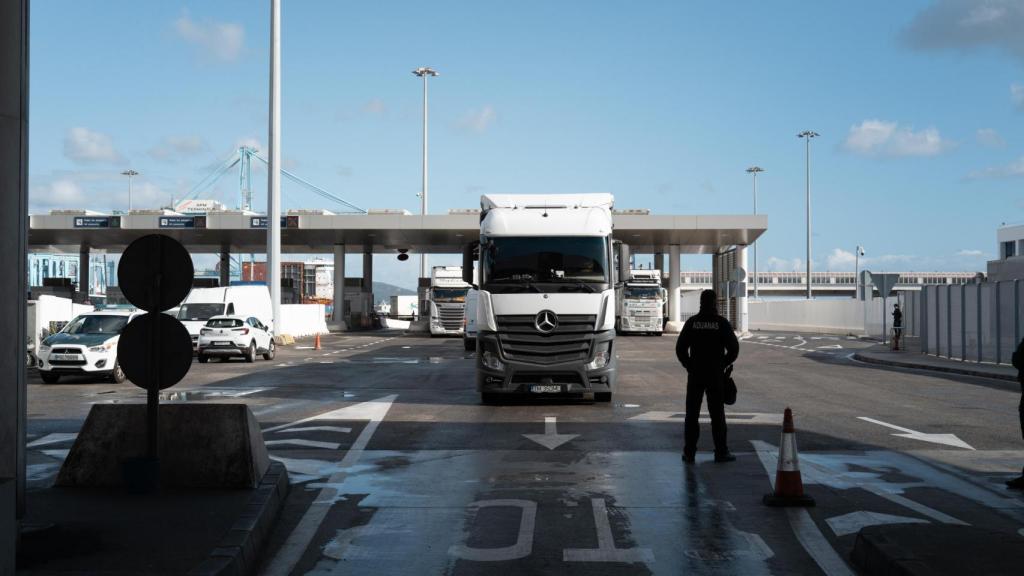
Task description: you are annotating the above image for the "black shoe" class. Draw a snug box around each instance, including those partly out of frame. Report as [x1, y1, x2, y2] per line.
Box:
[714, 452, 736, 463]
[682, 452, 695, 464]
[1006, 476, 1024, 490]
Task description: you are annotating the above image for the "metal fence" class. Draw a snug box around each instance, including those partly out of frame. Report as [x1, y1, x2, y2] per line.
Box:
[905, 281, 1024, 366]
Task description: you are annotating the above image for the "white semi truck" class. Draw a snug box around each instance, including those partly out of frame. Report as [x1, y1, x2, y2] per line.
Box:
[462, 193, 627, 403]
[429, 266, 471, 336]
[617, 269, 667, 335]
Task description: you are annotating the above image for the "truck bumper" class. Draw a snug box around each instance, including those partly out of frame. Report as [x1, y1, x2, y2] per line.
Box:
[475, 330, 617, 396]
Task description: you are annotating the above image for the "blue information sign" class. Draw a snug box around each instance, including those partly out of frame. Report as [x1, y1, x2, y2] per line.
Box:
[249, 216, 298, 228]
[159, 216, 196, 229]
[73, 216, 113, 228]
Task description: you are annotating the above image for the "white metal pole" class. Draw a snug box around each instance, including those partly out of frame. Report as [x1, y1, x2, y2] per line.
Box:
[420, 72, 429, 281]
[128, 174, 133, 212]
[854, 250, 859, 300]
[267, 0, 282, 334]
[805, 135, 812, 300]
[752, 171, 758, 300]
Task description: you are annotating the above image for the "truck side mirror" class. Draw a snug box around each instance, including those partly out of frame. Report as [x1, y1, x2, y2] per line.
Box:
[615, 242, 630, 285]
[462, 242, 479, 288]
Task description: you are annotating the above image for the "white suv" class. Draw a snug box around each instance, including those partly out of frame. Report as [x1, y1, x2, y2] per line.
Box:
[197, 315, 275, 363]
[36, 309, 141, 384]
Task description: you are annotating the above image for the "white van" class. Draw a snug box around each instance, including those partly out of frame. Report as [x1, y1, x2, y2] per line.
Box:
[177, 285, 274, 350]
[463, 288, 479, 352]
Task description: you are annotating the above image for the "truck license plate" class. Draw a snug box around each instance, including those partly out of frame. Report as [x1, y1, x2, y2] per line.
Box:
[531, 385, 561, 393]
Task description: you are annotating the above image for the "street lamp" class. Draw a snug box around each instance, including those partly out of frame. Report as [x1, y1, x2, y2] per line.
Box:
[120, 169, 139, 212]
[854, 245, 865, 299]
[797, 130, 819, 299]
[412, 66, 439, 281]
[745, 166, 764, 300]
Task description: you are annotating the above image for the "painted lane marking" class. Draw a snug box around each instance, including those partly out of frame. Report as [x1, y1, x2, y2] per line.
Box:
[563, 498, 654, 563]
[858, 417, 975, 450]
[252, 400, 308, 417]
[276, 426, 351, 434]
[27, 432, 78, 448]
[449, 500, 537, 561]
[523, 416, 578, 450]
[265, 438, 341, 450]
[751, 441, 855, 576]
[630, 411, 781, 425]
[261, 394, 397, 576]
[825, 511, 929, 537]
[41, 449, 70, 460]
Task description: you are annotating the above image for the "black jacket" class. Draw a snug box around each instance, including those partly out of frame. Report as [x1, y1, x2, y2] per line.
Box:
[675, 309, 740, 377]
[1013, 338, 1024, 384]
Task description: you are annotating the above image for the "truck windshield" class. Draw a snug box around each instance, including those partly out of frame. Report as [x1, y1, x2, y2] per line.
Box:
[624, 286, 661, 299]
[484, 236, 609, 285]
[432, 288, 468, 303]
[63, 315, 129, 335]
[177, 303, 226, 321]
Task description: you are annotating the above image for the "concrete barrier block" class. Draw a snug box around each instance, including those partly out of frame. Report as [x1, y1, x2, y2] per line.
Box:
[56, 404, 270, 489]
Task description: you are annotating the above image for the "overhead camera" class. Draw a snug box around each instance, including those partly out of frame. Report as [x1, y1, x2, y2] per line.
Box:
[397, 248, 409, 262]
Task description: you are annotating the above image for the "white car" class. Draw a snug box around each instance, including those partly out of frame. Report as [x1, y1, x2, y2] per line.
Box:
[197, 315, 275, 363]
[36, 309, 142, 384]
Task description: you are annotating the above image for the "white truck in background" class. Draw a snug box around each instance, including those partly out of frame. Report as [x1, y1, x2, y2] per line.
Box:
[617, 269, 667, 335]
[389, 294, 419, 319]
[429, 266, 471, 337]
[463, 193, 627, 403]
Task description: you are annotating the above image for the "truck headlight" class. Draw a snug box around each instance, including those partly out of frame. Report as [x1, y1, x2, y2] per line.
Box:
[481, 350, 505, 371]
[586, 342, 611, 370]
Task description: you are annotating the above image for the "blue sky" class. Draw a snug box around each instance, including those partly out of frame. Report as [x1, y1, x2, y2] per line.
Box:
[28, 0, 1024, 288]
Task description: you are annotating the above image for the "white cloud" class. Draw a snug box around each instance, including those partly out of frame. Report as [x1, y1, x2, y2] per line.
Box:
[765, 257, 803, 272]
[457, 105, 497, 134]
[149, 135, 205, 161]
[64, 127, 122, 163]
[173, 12, 244, 62]
[1012, 83, 1024, 109]
[842, 120, 953, 157]
[826, 248, 857, 270]
[362, 98, 386, 114]
[235, 137, 262, 152]
[955, 249, 985, 257]
[30, 173, 168, 212]
[967, 155, 1024, 179]
[975, 128, 1005, 148]
[902, 0, 1024, 63]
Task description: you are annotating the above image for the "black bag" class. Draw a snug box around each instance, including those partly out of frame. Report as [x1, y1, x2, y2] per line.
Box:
[723, 365, 737, 405]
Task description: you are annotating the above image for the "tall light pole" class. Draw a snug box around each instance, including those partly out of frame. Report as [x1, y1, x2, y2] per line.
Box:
[120, 169, 138, 212]
[854, 245, 865, 299]
[267, 0, 282, 333]
[745, 166, 764, 300]
[412, 66, 439, 281]
[797, 130, 819, 299]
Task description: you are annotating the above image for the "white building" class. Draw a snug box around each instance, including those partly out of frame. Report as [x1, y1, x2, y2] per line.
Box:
[987, 224, 1024, 281]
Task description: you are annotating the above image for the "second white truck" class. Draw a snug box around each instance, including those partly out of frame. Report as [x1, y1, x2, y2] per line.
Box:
[429, 266, 471, 336]
[617, 269, 667, 335]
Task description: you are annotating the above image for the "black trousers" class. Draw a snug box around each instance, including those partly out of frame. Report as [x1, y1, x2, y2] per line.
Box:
[684, 374, 727, 455]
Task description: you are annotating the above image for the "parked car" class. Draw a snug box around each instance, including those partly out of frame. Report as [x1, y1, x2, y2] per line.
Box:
[178, 285, 274, 351]
[35, 309, 142, 383]
[463, 288, 479, 352]
[197, 315, 275, 363]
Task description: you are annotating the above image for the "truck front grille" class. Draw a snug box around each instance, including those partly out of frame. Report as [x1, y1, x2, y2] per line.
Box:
[438, 305, 465, 330]
[495, 315, 595, 365]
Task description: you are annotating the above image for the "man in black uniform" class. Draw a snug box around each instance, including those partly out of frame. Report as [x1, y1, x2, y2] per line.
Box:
[1008, 338, 1024, 490]
[675, 290, 740, 463]
[892, 303, 903, 351]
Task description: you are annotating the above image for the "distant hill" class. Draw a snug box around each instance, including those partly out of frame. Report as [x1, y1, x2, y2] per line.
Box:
[372, 281, 417, 304]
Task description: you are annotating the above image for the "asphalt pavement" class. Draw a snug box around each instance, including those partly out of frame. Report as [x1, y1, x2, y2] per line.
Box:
[22, 330, 1024, 575]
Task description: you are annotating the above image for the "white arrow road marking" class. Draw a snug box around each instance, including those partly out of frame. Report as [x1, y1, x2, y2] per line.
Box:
[264, 439, 341, 450]
[41, 449, 70, 460]
[817, 345, 843, 350]
[629, 411, 781, 425]
[275, 426, 351, 434]
[261, 394, 397, 576]
[27, 433, 77, 448]
[858, 417, 975, 450]
[523, 416, 578, 450]
[825, 511, 929, 537]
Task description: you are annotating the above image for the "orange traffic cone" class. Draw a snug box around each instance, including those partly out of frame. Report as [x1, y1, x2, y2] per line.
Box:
[314, 333, 322, 350]
[763, 407, 815, 507]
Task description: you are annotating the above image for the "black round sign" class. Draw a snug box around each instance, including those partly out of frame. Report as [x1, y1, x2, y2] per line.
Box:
[118, 235, 194, 313]
[118, 313, 194, 390]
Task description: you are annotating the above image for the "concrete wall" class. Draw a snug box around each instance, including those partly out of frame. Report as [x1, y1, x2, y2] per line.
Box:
[278, 304, 329, 338]
[749, 297, 903, 338]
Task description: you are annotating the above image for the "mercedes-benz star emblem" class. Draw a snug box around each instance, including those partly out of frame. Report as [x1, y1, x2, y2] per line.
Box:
[534, 310, 558, 334]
